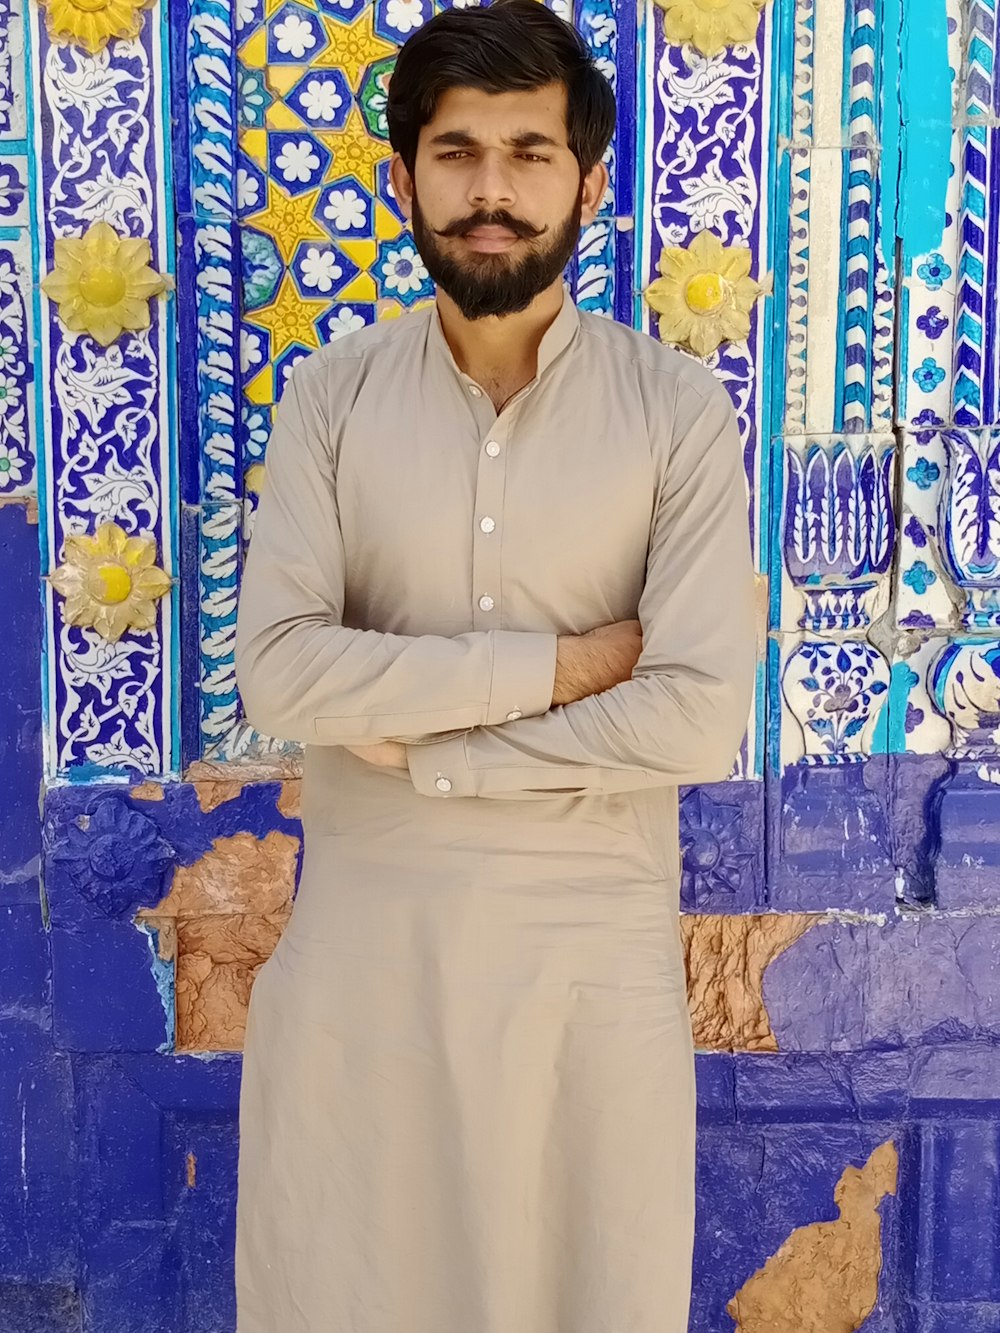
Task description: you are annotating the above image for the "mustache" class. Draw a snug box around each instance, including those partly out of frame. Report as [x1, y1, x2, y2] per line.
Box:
[434, 210, 546, 241]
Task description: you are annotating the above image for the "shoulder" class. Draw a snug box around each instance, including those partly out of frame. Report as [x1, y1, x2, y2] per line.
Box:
[578, 311, 727, 402]
[285, 306, 431, 393]
[576, 310, 734, 444]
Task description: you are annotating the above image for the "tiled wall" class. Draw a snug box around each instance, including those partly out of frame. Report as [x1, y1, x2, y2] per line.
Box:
[1, 0, 1000, 1328]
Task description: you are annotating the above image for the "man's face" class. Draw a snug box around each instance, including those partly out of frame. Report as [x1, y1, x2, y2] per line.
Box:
[390, 83, 608, 320]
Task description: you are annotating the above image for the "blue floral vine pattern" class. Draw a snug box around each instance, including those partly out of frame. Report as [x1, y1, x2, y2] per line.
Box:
[0, 247, 32, 494]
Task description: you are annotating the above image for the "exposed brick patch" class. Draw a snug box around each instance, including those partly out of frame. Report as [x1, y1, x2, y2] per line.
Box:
[135, 830, 299, 1050]
[682, 913, 823, 1051]
[726, 1139, 898, 1331]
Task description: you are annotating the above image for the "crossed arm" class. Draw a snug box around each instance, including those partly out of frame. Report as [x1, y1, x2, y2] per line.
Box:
[236, 355, 757, 799]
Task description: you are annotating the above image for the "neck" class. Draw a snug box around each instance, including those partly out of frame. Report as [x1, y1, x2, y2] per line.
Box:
[434, 280, 566, 380]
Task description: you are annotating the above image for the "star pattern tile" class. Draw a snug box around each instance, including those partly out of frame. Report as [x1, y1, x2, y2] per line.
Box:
[313, 9, 397, 89]
[239, 1, 412, 411]
[324, 108, 392, 194]
[244, 179, 330, 264]
[250, 272, 329, 362]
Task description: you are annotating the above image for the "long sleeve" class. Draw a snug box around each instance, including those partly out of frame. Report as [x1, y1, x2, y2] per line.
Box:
[405, 368, 757, 798]
[235, 353, 557, 747]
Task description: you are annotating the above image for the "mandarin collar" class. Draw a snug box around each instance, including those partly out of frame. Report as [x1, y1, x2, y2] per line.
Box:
[427, 284, 580, 385]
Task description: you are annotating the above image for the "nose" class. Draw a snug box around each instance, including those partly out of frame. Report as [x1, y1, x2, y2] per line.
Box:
[467, 149, 516, 211]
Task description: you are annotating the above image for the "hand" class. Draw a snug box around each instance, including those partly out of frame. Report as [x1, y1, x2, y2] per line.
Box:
[343, 740, 409, 769]
[551, 619, 643, 707]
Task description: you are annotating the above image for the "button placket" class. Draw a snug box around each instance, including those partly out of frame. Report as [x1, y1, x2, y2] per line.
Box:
[471, 417, 509, 629]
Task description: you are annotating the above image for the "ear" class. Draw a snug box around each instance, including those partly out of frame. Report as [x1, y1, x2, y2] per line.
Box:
[579, 158, 609, 226]
[389, 153, 415, 223]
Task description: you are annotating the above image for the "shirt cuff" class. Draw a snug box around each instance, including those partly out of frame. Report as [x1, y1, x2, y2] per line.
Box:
[406, 733, 476, 797]
[484, 631, 557, 726]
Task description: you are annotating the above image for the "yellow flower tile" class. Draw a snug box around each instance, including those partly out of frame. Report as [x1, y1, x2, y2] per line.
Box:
[40, 220, 169, 347]
[48, 521, 172, 643]
[37, 0, 153, 54]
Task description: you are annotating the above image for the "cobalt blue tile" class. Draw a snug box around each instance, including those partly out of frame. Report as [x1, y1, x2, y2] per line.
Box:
[766, 759, 894, 911]
[679, 780, 764, 913]
[900, 1303, 1000, 1333]
[692, 1124, 900, 1331]
[43, 789, 175, 930]
[166, 1119, 238, 1329]
[934, 765, 1000, 909]
[908, 1044, 1000, 1115]
[0, 906, 48, 1015]
[695, 1053, 736, 1124]
[81, 1223, 180, 1333]
[612, 0, 636, 218]
[50, 925, 170, 1053]
[0, 1285, 80, 1333]
[0, 503, 42, 906]
[613, 219, 634, 326]
[734, 1054, 863, 1122]
[849, 1050, 912, 1120]
[916, 1123, 1000, 1302]
[175, 216, 203, 508]
[887, 753, 949, 907]
[167, 0, 193, 220]
[75, 1058, 168, 1227]
[129, 1054, 243, 1114]
[692, 1126, 771, 1330]
[0, 1021, 76, 1282]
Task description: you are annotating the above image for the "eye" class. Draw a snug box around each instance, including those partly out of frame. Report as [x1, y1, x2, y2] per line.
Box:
[518, 154, 548, 163]
[439, 151, 470, 160]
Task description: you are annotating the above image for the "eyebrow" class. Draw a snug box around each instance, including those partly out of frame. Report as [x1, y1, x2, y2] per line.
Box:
[428, 130, 561, 150]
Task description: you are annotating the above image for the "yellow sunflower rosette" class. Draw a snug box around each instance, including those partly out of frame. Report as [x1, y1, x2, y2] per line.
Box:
[48, 521, 173, 644]
[36, 0, 155, 55]
[644, 231, 767, 358]
[655, 0, 769, 55]
[41, 220, 170, 348]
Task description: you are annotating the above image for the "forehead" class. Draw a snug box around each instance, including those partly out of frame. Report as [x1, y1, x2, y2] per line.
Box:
[421, 83, 570, 147]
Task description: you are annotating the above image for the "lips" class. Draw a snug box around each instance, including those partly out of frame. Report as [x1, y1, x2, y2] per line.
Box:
[461, 226, 521, 253]
[464, 226, 519, 241]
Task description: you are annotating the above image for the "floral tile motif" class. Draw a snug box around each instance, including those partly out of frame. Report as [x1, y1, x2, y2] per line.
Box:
[0, 0, 26, 140]
[0, 235, 33, 499]
[775, 631, 890, 767]
[773, 433, 897, 635]
[640, 0, 770, 776]
[897, 426, 1000, 633]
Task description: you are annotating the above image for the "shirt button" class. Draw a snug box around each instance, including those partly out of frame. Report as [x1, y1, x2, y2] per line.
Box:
[479, 516, 496, 533]
[468, 385, 482, 397]
[435, 776, 453, 792]
[506, 709, 522, 721]
[485, 441, 501, 457]
[478, 594, 495, 611]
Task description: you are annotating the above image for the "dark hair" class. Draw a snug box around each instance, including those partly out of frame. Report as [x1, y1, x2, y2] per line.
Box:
[386, 0, 616, 175]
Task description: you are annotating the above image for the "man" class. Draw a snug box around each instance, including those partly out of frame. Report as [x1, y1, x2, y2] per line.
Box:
[233, 2, 756, 1330]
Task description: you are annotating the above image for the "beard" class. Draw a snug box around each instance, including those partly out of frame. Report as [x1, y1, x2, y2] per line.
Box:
[410, 181, 584, 321]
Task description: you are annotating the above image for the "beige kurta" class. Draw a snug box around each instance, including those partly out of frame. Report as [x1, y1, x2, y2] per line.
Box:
[233, 287, 756, 1333]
